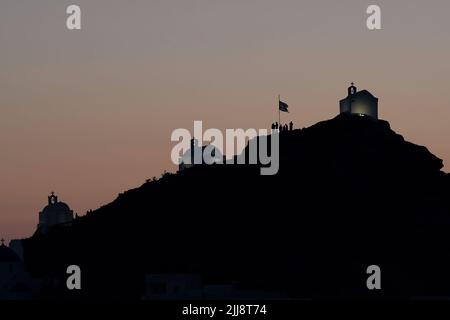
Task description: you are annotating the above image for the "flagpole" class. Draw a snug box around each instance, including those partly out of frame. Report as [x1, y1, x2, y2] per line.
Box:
[278, 94, 281, 127]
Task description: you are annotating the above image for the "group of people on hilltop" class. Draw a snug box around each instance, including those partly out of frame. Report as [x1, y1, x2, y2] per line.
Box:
[271, 121, 294, 132]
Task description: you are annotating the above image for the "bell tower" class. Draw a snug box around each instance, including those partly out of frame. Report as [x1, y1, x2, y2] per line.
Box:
[348, 82, 357, 96]
[48, 191, 58, 205]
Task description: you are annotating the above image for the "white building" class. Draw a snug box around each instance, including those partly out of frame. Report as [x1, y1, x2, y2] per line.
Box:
[339, 83, 378, 119]
[0, 239, 36, 299]
[142, 273, 289, 300]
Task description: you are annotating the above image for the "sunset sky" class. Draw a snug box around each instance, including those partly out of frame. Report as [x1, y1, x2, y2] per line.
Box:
[1, 0, 449, 241]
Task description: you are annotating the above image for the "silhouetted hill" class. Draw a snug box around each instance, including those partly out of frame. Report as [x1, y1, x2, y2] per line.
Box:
[23, 114, 450, 299]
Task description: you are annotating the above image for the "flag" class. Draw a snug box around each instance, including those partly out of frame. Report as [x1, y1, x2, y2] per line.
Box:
[279, 100, 289, 113]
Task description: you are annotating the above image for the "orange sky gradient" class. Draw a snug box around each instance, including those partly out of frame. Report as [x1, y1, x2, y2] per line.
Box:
[1, 0, 449, 241]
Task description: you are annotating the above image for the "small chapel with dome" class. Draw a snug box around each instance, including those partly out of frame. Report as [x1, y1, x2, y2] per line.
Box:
[37, 192, 74, 234]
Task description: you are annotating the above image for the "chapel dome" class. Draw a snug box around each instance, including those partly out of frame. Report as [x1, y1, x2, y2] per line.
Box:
[39, 192, 73, 216]
[0, 243, 20, 262]
[41, 201, 72, 215]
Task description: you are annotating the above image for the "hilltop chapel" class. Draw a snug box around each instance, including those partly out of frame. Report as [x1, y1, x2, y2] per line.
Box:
[339, 83, 378, 119]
